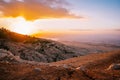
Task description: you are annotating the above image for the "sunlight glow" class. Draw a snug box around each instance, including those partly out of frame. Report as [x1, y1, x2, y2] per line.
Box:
[10, 16, 35, 35]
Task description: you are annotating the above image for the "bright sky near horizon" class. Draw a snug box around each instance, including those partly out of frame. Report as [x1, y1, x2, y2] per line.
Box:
[0, 0, 120, 35]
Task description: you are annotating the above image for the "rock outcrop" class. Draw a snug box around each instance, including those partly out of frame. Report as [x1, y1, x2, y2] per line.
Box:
[0, 49, 17, 62]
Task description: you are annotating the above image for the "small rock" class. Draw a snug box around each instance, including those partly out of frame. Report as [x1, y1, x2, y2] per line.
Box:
[63, 64, 69, 68]
[34, 68, 41, 72]
[76, 67, 80, 70]
[107, 63, 120, 70]
[76, 66, 86, 71]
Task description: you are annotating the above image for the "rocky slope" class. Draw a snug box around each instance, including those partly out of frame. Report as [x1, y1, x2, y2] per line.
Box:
[0, 28, 82, 62]
[0, 28, 120, 80]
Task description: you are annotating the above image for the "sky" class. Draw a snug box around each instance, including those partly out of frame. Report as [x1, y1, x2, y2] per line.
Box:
[68, 0, 120, 29]
[37, 0, 120, 31]
[0, 0, 120, 42]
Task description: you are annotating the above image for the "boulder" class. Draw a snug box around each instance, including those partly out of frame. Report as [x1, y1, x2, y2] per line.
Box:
[0, 49, 17, 62]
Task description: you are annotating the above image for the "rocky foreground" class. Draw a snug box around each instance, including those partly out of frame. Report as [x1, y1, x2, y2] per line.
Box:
[0, 49, 120, 80]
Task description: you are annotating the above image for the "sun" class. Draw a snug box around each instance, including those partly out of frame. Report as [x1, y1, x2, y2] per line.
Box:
[11, 16, 35, 35]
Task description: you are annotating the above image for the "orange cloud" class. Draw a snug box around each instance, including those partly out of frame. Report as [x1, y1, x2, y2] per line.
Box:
[0, 0, 82, 20]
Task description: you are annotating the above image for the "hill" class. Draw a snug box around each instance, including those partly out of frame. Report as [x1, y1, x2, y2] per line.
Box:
[0, 28, 82, 62]
[0, 28, 120, 80]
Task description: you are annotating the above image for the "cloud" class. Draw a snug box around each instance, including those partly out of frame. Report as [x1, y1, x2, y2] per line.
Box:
[0, 0, 82, 20]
